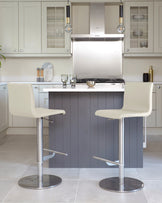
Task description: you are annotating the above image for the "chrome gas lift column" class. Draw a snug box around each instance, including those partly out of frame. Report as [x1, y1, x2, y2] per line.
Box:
[94, 118, 144, 192]
[18, 118, 67, 189]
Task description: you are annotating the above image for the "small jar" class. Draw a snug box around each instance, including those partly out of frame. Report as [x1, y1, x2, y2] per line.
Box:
[36, 67, 40, 82]
[40, 68, 44, 82]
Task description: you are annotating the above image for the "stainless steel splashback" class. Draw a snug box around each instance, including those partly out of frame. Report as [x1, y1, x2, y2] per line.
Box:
[73, 40, 123, 79]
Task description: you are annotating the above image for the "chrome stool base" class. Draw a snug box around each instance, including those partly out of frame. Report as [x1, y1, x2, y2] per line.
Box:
[99, 177, 144, 193]
[18, 174, 62, 190]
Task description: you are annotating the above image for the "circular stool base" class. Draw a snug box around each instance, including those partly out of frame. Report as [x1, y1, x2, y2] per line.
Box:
[18, 174, 62, 190]
[99, 177, 144, 193]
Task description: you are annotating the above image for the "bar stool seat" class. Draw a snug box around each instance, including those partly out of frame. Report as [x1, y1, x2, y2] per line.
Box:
[8, 83, 67, 190]
[94, 82, 153, 193]
[13, 107, 65, 118]
[95, 109, 151, 119]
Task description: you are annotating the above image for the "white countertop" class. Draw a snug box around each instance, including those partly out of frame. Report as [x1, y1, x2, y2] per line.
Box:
[43, 83, 125, 92]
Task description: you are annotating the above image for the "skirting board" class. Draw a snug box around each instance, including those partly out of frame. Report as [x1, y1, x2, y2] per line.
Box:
[7, 127, 49, 135]
[0, 129, 7, 144]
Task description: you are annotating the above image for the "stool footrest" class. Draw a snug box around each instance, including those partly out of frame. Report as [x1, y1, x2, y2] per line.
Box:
[106, 160, 119, 166]
[93, 156, 120, 166]
[43, 152, 55, 161]
[43, 148, 68, 156]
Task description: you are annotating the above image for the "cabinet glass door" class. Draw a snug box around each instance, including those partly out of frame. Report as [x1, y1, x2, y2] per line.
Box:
[130, 6, 148, 49]
[47, 7, 65, 49]
[42, 2, 71, 54]
[125, 2, 153, 53]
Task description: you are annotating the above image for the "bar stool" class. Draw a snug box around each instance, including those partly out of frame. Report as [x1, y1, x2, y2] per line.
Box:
[94, 82, 153, 192]
[8, 83, 67, 190]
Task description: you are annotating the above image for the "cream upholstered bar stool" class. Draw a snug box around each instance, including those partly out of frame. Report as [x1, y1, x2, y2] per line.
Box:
[8, 83, 67, 190]
[94, 82, 153, 192]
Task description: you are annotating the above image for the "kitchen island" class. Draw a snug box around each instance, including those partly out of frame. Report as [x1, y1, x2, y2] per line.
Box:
[44, 83, 143, 168]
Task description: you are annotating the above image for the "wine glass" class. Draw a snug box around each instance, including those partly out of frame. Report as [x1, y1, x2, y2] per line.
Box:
[61, 74, 68, 88]
[69, 74, 76, 88]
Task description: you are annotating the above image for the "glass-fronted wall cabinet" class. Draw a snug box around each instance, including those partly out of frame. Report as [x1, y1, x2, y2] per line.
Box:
[124, 2, 153, 53]
[42, 2, 71, 54]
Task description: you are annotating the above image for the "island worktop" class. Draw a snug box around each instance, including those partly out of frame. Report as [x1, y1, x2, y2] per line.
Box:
[45, 86, 143, 168]
[43, 83, 124, 92]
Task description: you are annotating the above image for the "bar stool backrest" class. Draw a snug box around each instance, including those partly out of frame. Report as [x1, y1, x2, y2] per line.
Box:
[8, 83, 36, 118]
[123, 82, 153, 115]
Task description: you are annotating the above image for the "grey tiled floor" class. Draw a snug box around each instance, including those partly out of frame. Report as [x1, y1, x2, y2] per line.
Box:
[0, 134, 162, 203]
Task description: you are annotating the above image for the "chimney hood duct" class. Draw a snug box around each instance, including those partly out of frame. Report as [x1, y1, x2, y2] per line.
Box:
[71, 3, 124, 41]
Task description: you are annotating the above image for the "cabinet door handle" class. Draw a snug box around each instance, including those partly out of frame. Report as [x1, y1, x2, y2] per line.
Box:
[157, 86, 161, 89]
[19, 49, 24, 52]
[14, 49, 18, 52]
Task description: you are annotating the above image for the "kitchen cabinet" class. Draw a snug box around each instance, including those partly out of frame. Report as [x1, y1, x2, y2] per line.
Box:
[0, 2, 18, 54]
[42, 2, 71, 54]
[145, 90, 156, 127]
[0, 2, 41, 54]
[19, 2, 42, 53]
[72, 3, 90, 34]
[145, 84, 162, 128]
[154, 2, 162, 53]
[156, 84, 162, 127]
[0, 84, 8, 132]
[124, 2, 154, 53]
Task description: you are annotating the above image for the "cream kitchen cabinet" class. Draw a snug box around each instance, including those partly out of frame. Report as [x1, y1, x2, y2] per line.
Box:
[0, 2, 41, 54]
[0, 2, 18, 54]
[72, 3, 90, 34]
[154, 1, 162, 53]
[19, 2, 42, 53]
[145, 88, 156, 127]
[42, 2, 71, 54]
[145, 84, 162, 128]
[124, 2, 154, 53]
[0, 84, 8, 132]
[156, 84, 162, 127]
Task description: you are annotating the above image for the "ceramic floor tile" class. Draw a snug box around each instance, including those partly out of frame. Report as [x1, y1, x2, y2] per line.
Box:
[3, 180, 77, 203]
[0, 163, 29, 180]
[146, 135, 162, 152]
[143, 151, 162, 167]
[143, 180, 162, 203]
[137, 166, 162, 181]
[1, 134, 162, 202]
[0, 135, 37, 153]
[0, 180, 15, 201]
[22, 166, 80, 180]
[75, 180, 147, 203]
[79, 168, 140, 181]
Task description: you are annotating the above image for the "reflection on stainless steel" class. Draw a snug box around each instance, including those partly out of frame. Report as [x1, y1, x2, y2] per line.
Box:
[73, 41, 123, 79]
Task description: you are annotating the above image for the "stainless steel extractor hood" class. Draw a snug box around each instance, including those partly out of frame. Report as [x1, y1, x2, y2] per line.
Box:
[71, 3, 124, 41]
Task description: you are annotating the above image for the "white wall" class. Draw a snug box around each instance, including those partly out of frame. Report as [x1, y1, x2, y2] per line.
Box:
[0, 56, 162, 82]
[0, 57, 73, 82]
[123, 57, 162, 82]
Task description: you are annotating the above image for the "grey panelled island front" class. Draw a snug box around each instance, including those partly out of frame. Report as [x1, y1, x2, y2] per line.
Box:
[48, 92, 143, 168]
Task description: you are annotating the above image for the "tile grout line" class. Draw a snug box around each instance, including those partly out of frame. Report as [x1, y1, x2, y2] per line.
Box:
[2, 182, 18, 203]
[73, 170, 80, 203]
